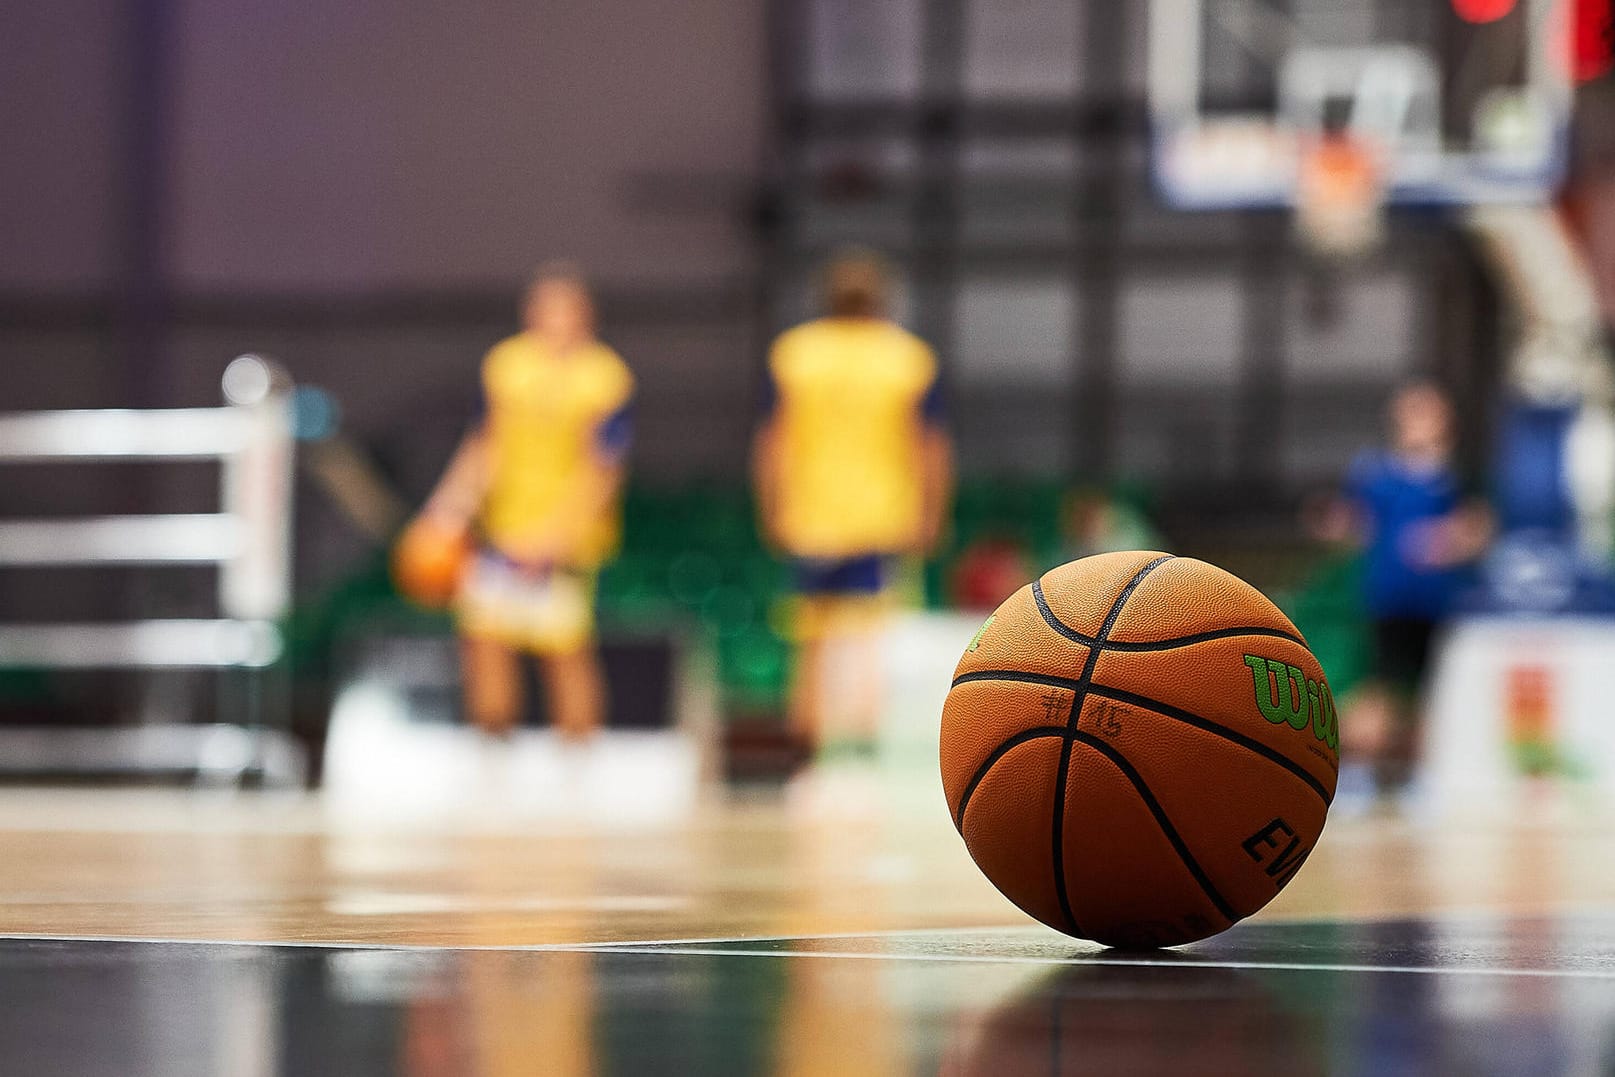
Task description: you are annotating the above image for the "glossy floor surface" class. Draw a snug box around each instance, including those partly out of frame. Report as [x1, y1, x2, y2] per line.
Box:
[5, 917, 1614, 1075]
[0, 779, 1610, 1075]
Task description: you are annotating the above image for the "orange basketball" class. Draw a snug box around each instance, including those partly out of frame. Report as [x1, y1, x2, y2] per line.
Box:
[391, 519, 471, 609]
[940, 551, 1338, 949]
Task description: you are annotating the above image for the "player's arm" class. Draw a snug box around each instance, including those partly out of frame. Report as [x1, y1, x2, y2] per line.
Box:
[1441, 464, 1495, 564]
[751, 361, 785, 549]
[1450, 499, 1494, 561]
[917, 376, 954, 556]
[1419, 498, 1494, 568]
[574, 404, 633, 531]
[420, 427, 490, 530]
[1304, 457, 1374, 548]
[1302, 491, 1365, 548]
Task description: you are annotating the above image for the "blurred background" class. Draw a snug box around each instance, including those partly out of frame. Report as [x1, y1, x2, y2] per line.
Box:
[2, 0, 1614, 802]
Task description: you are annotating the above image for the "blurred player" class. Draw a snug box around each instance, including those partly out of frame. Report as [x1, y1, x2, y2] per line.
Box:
[752, 250, 953, 756]
[1312, 381, 1491, 805]
[409, 265, 633, 741]
[1060, 484, 1164, 560]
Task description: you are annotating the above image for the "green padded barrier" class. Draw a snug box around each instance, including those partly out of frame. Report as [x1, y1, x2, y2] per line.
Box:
[297, 481, 1331, 718]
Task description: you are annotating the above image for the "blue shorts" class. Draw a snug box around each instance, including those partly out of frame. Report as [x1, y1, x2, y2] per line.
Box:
[791, 556, 886, 596]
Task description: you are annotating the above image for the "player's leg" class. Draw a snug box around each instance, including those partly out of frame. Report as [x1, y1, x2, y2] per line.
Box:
[1383, 616, 1437, 789]
[1341, 682, 1394, 761]
[786, 556, 888, 757]
[1344, 615, 1434, 803]
[541, 645, 606, 742]
[461, 634, 523, 736]
[1333, 617, 1401, 810]
[526, 568, 607, 741]
[454, 550, 528, 736]
[786, 634, 827, 748]
[818, 621, 886, 753]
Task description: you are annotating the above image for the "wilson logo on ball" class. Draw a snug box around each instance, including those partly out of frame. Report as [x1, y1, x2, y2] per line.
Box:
[1242, 655, 1339, 752]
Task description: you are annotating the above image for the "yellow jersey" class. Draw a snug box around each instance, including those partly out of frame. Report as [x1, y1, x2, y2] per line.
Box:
[478, 333, 633, 568]
[765, 317, 941, 558]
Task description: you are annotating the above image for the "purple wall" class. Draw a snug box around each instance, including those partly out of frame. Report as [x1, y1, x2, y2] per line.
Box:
[170, 0, 764, 291]
[0, 0, 765, 293]
[0, 2, 122, 291]
[0, 0, 768, 484]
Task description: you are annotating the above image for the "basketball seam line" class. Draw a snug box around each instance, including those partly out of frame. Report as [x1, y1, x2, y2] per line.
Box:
[1087, 684, 1335, 807]
[1045, 556, 1172, 941]
[1073, 730, 1241, 926]
[950, 670, 1334, 807]
[1033, 583, 1305, 652]
[952, 726, 1069, 830]
[1084, 626, 1305, 651]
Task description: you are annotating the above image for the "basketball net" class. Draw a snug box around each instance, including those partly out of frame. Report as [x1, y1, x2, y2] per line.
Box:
[1294, 133, 1386, 259]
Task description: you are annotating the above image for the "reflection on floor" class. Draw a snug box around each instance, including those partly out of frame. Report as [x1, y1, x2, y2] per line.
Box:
[0, 781, 1608, 1073]
[1, 916, 1611, 1075]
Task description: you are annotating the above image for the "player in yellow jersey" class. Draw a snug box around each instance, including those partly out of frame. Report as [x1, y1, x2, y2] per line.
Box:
[412, 265, 633, 740]
[752, 250, 953, 754]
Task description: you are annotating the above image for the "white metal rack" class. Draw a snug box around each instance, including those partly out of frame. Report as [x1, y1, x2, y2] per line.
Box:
[0, 356, 305, 786]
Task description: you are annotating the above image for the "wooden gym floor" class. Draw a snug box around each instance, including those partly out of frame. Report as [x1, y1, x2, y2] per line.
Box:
[0, 780, 1610, 1073]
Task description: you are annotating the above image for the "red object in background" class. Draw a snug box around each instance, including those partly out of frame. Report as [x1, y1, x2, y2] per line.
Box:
[1452, 0, 1517, 23]
[948, 538, 1032, 612]
[1504, 663, 1561, 776]
[1504, 665, 1555, 743]
[1573, 0, 1614, 82]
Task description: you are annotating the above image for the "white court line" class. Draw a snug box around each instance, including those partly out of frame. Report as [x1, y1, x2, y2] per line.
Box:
[0, 932, 1609, 981]
[0, 934, 459, 951]
[0, 902, 1605, 954]
[569, 945, 1615, 980]
[555, 901, 1615, 950]
[0, 925, 1023, 953]
[0, 897, 1608, 954]
[568, 924, 1031, 949]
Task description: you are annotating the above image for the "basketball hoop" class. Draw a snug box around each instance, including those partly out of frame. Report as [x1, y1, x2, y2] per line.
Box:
[1295, 134, 1387, 259]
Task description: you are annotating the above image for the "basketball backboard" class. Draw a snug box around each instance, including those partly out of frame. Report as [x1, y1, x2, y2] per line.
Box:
[1148, 0, 1574, 210]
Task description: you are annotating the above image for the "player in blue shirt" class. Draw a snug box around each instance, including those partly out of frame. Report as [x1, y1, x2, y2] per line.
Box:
[1317, 383, 1492, 804]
